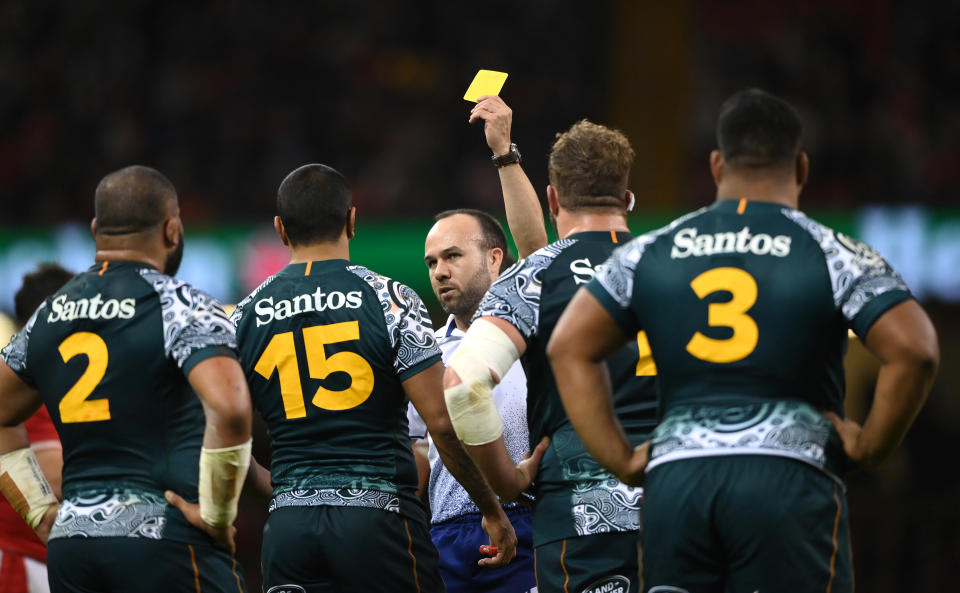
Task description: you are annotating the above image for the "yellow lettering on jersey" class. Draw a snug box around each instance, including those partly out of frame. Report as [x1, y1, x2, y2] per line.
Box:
[686, 267, 759, 363]
[635, 331, 657, 376]
[254, 331, 307, 419]
[58, 332, 111, 423]
[303, 321, 374, 410]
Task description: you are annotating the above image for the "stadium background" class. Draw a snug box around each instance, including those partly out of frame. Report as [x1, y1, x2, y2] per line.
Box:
[1, 1, 957, 588]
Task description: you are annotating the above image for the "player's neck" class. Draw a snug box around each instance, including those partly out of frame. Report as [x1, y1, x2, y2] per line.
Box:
[94, 248, 165, 271]
[287, 239, 350, 265]
[715, 177, 799, 209]
[558, 211, 630, 239]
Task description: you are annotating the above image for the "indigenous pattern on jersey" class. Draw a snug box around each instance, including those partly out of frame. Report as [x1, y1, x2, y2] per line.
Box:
[231, 260, 441, 521]
[588, 200, 911, 481]
[474, 232, 656, 547]
[0, 261, 237, 542]
[407, 315, 530, 524]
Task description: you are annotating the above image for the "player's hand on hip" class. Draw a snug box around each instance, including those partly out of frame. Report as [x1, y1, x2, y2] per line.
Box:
[33, 503, 59, 544]
[823, 411, 870, 468]
[479, 507, 517, 567]
[469, 95, 513, 156]
[165, 490, 238, 554]
[619, 441, 650, 487]
[515, 436, 550, 491]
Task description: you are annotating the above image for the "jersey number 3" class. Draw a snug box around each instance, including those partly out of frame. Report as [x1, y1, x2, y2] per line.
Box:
[254, 320, 375, 419]
[686, 267, 759, 363]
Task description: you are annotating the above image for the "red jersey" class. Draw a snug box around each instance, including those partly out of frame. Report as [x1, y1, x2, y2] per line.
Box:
[0, 406, 60, 562]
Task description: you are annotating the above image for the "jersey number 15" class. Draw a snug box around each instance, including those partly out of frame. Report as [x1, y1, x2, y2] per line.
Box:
[254, 320, 375, 419]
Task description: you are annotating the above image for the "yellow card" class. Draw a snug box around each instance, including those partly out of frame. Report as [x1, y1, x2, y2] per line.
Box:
[463, 70, 508, 102]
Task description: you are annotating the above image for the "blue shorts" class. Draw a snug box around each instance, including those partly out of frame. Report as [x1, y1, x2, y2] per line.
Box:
[430, 507, 536, 593]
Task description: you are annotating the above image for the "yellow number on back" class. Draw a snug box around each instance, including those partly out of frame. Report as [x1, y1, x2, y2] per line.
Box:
[59, 332, 111, 423]
[254, 321, 375, 419]
[636, 331, 657, 376]
[304, 322, 374, 410]
[254, 332, 306, 419]
[685, 267, 759, 363]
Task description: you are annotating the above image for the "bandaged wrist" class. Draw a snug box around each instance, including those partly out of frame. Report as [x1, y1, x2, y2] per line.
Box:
[198, 439, 252, 529]
[0, 447, 57, 528]
[444, 319, 519, 446]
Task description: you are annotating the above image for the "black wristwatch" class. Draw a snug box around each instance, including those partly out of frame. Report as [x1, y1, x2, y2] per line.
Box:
[491, 143, 521, 168]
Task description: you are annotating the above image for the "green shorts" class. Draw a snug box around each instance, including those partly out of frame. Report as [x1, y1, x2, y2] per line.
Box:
[47, 537, 245, 593]
[262, 506, 444, 593]
[643, 455, 852, 593]
[535, 531, 640, 593]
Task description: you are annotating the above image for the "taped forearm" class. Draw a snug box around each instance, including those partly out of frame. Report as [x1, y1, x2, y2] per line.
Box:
[0, 447, 57, 528]
[199, 439, 252, 528]
[444, 319, 519, 446]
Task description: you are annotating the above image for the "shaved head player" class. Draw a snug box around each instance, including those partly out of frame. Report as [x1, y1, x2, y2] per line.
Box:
[0, 166, 253, 593]
[549, 89, 939, 593]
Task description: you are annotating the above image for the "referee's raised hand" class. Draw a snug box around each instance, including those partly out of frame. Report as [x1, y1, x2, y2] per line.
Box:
[469, 95, 513, 156]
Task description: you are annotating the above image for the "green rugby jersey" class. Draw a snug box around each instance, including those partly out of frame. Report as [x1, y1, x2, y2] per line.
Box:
[473, 231, 657, 547]
[0, 261, 237, 543]
[588, 199, 912, 481]
[231, 260, 441, 522]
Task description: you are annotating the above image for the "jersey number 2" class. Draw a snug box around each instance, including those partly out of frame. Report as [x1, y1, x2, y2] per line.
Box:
[58, 332, 111, 423]
[254, 320, 375, 419]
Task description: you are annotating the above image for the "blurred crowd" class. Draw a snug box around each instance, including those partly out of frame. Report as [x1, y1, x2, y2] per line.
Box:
[688, 0, 960, 208]
[0, 0, 608, 223]
[3, 2, 958, 223]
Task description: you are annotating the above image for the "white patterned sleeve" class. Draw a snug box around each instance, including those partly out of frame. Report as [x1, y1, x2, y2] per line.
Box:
[139, 269, 238, 375]
[387, 281, 442, 381]
[781, 210, 911, 338]
[473, 257, 545, 342]
[587, 238, 647, 330]
[0, 303, 44, 385]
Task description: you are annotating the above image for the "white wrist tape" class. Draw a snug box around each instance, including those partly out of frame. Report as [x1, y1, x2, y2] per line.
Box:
[0, 448, 57, 528]
[198, 439, 252, 529]
[444, 319, 519, 446]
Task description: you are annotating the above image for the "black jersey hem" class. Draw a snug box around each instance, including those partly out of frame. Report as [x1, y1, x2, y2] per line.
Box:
[397, 353, 442, 383]
[850, 290, 912, 339]
[180, 345, 239, 376]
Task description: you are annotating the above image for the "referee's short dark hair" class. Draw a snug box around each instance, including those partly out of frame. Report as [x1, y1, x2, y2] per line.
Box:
[15, 263, 74, 326]
[716, 89, 803, 171]
[277, 164, 352, 245]
[434, 208, 514, 272]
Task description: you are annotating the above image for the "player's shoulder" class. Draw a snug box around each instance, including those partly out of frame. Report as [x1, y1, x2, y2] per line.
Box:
[486, 238, 579, 295]
[345, 263, 426, 312]
[778, 208, 887, 265]
[613, 206, 712, 268]
[231, 272, 282, 326]
[136, 267, 218, 308]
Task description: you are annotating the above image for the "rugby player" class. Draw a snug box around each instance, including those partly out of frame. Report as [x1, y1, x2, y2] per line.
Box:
[548, 89, 939, 593]
[443, 120, 658, 593]
[409, 95, 547, 593]
[0, 166, 253, 593]
[0, 264, 71, 593]
[230, 163, 517, 593]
